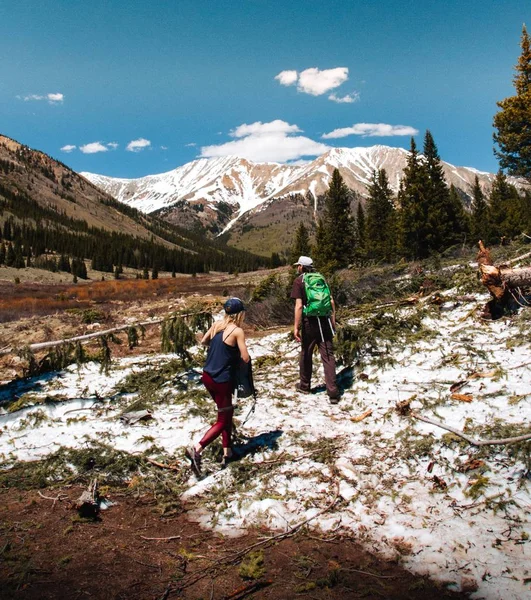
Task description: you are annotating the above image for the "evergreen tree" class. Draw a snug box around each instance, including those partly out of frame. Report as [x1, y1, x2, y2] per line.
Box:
[489, 170, 521, 240]
[471, 176, 491, 244]
[398, 138, 431, 259]
[493, 26, 531, 181]
[315, 168, 355, 271]
[521, 190, 531, 235]
[270, 252, 282, 267]
[290, 222, 311, 263]
[58, 254, 71, 273]
[0, 243, 5, 265]
[13, 240, 25, 269]
[151, 265, 159, 280]
[423, 130, 451, 252]
[356, 202, 367, 252]
[6, 242, 15, 267]
[366, 169, 397, 261]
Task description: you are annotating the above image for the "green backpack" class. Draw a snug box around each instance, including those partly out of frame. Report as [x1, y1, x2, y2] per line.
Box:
[303, 272, 332, 317]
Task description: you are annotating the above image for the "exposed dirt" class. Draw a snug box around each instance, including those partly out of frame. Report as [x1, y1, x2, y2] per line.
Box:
[0, 485, 471, 600]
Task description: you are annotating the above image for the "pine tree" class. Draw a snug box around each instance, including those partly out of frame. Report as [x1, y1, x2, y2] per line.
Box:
[0, 243, 5, 265]
[470, 176, 491, 244]
[366, 169, 397, 261]
[355, 202, 367, 260]
[6, 242, 15, 267]
[493, 25, 531, 181]
[489, 170, 521, 240]
[290, 222, 311, 263]
[398, 138, 431, 259]
[315, 168, 355, 271]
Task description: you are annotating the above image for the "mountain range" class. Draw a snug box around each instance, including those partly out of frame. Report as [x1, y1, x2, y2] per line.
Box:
[0, 134, 267, 273]
[81, 146, 506, 242]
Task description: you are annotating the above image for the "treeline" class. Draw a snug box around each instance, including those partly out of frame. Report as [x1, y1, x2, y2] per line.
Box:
[0, 182, 269, 276]
[292, 130, 531, 271]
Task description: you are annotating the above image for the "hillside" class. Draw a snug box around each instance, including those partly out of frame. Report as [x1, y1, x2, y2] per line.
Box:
[0, 135, 268, 275]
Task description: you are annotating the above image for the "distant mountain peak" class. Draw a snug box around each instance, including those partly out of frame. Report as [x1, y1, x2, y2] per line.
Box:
[82, 145, 505, 235]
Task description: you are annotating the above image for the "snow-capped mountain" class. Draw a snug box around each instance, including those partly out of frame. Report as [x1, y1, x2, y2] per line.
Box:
[81, 145, 500, 235]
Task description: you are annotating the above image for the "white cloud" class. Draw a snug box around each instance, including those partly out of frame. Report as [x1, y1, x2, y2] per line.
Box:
[322, 123, 419, 139]
[107, 142, 119, 150]
[18, 92, 64, 104]
[200, 119, 329, 163]
[298, 67, 348, 96]
[275, 70, 298, 86]
[185, 142, 196, 147]
[47, 93, 64, 103]
[328, 91, 360, 104]
[126, 138, 151, 152]
[80, 142, 108, 154]
[60, 144, 76, 153]
[275, 67, 349, 96]
[230, 120, 300, 138]
[161, 145, 168, 150]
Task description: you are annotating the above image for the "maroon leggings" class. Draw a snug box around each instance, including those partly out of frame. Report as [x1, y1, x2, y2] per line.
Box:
[199, 371, 234, 449]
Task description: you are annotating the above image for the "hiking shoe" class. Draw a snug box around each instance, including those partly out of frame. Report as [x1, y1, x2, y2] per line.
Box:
[221, 455, 235, 470]
[295, 384, 311, 394]
[185, 446, 202, 475]
[328, 393, 341, 404]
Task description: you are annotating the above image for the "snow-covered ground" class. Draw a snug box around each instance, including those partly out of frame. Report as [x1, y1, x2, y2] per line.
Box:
[1, 292, 530, 599]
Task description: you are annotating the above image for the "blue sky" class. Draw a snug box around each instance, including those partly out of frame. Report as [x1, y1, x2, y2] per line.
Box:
[1, 0, 527, 178]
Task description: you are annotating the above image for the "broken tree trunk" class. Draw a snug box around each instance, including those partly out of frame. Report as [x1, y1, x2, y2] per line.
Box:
[477, 241, 531, 318]
[75, 478, 100, 519]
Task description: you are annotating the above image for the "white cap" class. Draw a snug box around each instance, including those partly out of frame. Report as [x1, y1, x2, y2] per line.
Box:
[293, 255, 313, 267]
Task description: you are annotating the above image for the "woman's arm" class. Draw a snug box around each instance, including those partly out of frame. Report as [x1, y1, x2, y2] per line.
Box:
[200, 325, 214, 346]
[234, 328, 250, 362]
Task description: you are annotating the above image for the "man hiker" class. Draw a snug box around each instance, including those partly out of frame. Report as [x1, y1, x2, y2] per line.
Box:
[291, 256, 340, 403]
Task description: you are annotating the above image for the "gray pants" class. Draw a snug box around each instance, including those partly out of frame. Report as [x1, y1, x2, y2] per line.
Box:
[299, 318, 338, 398]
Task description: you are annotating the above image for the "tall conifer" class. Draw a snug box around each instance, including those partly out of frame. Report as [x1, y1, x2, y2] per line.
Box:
[471, 176, 491, 244]
[493, 26, 531, 181]
[398, 138, 431, 259]
[316, 168, 355, 271]
[366, 169, 397, 261]
[290, 222, 311, 263]
[489, 170, 520, 240]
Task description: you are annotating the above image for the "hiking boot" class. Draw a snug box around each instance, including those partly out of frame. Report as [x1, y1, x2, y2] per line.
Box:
[221, 455, 235, 469]
[185, 446, 202, 475]
[295, 384, 311, 394]
[328, 392, 341, 405]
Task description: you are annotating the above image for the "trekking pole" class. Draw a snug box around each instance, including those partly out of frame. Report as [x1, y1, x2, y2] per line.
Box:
[240, 392, 257, 427]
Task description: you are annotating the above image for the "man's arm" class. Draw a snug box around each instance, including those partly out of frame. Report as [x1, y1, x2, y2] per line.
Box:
[294, 298, 303, 342]
[330, 297, 336, 331]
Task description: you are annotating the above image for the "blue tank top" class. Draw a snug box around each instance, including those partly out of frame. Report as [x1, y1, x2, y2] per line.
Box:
[204, 329, 240, 383]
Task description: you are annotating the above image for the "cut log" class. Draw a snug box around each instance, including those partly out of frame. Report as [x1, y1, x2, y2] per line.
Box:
[477, 242, 531, 318]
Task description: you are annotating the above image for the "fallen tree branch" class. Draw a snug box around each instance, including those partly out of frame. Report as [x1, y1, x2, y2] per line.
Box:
[0, 310, 210, 358]
[412, 412, 531, 446]
[170, 482, 342, 596]
[140, 535, 181, 541]
[504, 249, 531, 266]
[145, 457, 181, 472]
[37, 491, 68, 504]
[223, 580, 273, 600]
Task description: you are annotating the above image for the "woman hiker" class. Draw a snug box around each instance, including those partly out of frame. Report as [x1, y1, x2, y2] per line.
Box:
[186, 297, 250, 474]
